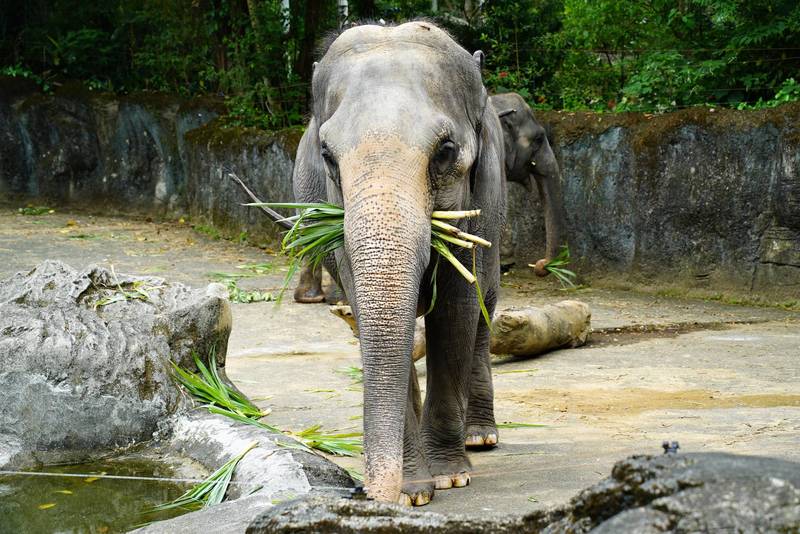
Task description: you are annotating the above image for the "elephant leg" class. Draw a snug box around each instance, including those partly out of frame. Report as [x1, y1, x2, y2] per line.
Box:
[401, 364, 434, 506]
[465, 301, 499, 449]
[293, 263, 325, 303]
[421, 287, 479, 490]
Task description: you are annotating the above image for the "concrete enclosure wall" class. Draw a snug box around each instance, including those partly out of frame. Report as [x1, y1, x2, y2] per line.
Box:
[1, 78, 798, 294]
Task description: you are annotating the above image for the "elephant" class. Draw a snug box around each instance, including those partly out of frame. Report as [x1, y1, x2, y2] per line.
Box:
[290, 21, 506, 505]
[490, 92, 566, 274]
[292, 91, 566, 302]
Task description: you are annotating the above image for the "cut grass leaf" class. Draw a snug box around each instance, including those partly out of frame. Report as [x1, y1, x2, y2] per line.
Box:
[150, 441, 257, 512]
[94, 266, 161, 308]
[496, 422, 547, 429]
[172, 351, 362, 457]
[495, 368, 539, 374]
[171, 348, 267, 419]
[237, 262, 274, 275]
[207, 271, 257, 282]
[288, 425, 363, 457]
[345, 467, 365, 482]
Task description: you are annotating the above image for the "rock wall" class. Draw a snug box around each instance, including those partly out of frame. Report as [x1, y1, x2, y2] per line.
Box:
[510, 105, 800, 293]
[2, 78, 798, 293]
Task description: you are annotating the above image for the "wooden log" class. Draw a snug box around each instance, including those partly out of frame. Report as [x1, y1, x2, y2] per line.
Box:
[330, 300, 590, 360]
[489, 301, 591, 356]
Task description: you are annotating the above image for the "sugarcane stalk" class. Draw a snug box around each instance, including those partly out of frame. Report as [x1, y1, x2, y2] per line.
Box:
[432, 239, 476, 283]
[434, 231, 475, 249]
[430, 219, 492, 248]
[431, 209, 481, 219]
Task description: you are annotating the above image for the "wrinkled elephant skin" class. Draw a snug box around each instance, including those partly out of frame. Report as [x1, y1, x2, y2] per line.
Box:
[291, 22, 506, 505]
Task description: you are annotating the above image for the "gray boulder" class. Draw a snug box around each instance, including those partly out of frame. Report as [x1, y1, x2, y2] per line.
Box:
[546, 452, 800, 533]
[247, 453, 800, 533]
[0, 260, 232, 468]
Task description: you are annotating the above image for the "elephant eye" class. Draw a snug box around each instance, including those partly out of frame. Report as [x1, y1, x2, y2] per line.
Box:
[429, 140, 458, 178]
[320, 143, 340, 187]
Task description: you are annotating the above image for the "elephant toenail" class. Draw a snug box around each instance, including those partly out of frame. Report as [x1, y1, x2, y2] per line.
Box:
[414, 492, 431, 506]
[453, 472, 470, 487]
[434, 475, 453, 489]
[398, 493, 413, 506]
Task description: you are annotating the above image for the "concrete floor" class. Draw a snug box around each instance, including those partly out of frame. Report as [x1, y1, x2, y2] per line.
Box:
[2, 207, 799, 518]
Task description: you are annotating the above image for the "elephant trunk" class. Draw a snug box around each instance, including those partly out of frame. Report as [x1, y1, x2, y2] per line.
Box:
[340, 141, 430, 502]
[532, 139, 566, 276]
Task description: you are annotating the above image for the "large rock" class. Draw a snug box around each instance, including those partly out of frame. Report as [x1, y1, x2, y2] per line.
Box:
[246, 453, 800, 533]
[545, 453, 800, 533]
[0, 260, 232, 468]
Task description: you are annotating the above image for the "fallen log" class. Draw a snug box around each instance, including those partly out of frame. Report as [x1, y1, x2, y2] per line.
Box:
[330, 300, 590, 359]
[490, 300, 591, 356]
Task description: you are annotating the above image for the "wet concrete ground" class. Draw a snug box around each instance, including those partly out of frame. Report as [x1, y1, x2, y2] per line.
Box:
[2, 207, 798, 518]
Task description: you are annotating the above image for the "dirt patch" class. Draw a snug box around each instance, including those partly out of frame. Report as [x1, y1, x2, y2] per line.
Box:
[504, 388, 800, 417]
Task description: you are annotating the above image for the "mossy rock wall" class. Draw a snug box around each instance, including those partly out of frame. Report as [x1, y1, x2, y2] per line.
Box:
[182, 120, 300, 243]
[0, 78, 221, 214]
[1, 78, 798, 294]
[510, 105, 800, 293]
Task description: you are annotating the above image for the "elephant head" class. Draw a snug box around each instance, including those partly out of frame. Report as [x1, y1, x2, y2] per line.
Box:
[296, 22, 502, 502]
[490, 92, 566, 275]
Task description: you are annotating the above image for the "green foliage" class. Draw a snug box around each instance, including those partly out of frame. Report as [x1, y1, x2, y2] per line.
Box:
[2, 0, 799, 115]
[543, 245, 577, 288]
[224, 280, 273, 303]
[171, 349, 268, 420]
[193, 224, 221, 240]
[288, 425, 363, 457]
[736, 78, 800, 109]
[150, 441, 258, 511]
[171, 348, 363, 457]
[17, 206, 54, 215]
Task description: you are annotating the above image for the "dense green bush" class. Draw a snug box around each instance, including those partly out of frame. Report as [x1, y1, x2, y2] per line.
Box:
[1, 0, 798, 126]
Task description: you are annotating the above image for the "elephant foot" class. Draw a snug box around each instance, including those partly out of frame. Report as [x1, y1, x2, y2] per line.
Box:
[293, 284, 325, 303]
[465, 423, 498, 449]
[400, 477, 435, 506]
[429, 456, 471, 490]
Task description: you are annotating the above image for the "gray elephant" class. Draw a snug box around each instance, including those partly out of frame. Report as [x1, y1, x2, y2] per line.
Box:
[293, 91, 566, 302]
[291, 22, 505, 505]
[491, 92, 566, 274]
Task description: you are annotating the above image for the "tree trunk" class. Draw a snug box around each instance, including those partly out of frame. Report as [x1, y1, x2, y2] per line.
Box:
[295, 0, 324, 85]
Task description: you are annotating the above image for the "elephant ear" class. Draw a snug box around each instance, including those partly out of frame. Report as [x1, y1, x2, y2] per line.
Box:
[292, 115, 328, 204]
[469, 103, 506, 221]
[495, 109, 519, 180]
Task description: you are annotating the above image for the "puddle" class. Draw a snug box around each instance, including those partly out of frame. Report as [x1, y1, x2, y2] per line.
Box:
[0, 457, 196, 533]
